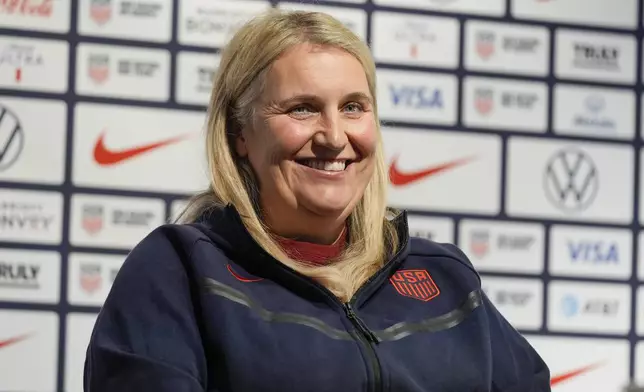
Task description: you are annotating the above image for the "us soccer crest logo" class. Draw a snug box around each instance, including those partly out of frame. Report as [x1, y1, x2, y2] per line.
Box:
[476, 31, 495, 60]
[474, 88, 494, 115]
[82, 204, 104, 235]
[88, 54, 110, 84]
[90, 0, 112, 25]
[390, 269, 440, 302]
[469, 230, 490, 258]
[80, 263, 102, 294]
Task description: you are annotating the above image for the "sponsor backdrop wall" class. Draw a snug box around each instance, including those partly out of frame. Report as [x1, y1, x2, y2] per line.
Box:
[0, 0, 642, 391]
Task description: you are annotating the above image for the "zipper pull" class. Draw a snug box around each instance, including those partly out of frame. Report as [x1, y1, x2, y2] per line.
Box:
[344, 303, 381, 344]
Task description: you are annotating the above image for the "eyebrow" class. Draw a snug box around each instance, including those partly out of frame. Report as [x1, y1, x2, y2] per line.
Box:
[273, 92, 373, 107]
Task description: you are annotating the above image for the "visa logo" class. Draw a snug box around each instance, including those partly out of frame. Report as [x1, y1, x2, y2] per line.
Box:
[568, 241, 619, 263]
[389, 84, 443, 109]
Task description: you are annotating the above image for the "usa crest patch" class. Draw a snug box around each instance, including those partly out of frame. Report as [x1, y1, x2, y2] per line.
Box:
[390, 269, 440, 302]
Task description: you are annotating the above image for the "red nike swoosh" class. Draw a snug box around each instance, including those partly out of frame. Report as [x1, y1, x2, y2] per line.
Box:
[551, 362, 603, 387]
[388, 155, 475, 186]
[93, 130, 191, 166]
[0, 333, 31, 349]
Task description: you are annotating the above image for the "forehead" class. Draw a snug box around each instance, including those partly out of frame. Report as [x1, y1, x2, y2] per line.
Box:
[264, 43, 370, 97]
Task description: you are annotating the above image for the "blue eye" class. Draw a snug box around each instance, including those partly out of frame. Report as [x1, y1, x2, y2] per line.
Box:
[291, 106, 312, 114]
[344, 103, 363, 113]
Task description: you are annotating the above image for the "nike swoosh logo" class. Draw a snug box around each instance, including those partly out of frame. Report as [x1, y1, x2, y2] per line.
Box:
[93, 130, 191, 166]
[0, 333, 31, 350]
[388, 155, 475, 186]
[551, 362, 602, 387]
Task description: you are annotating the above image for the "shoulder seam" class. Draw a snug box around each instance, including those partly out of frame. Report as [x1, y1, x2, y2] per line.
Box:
[408, 251, 481, 283]
[168, 223, 211, 254]
[155, 225, 204, 269]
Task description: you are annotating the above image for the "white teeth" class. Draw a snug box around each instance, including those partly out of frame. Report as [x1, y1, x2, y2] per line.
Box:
[302, 160, 346, 172]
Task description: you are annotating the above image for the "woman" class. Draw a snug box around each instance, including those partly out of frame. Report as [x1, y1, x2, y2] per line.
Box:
[83, 9, 551, 392]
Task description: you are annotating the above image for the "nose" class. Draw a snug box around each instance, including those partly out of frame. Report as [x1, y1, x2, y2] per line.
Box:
[312, 112, 348, 151]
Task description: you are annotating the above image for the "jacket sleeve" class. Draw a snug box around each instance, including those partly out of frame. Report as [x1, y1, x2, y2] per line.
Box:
[442, 243, 550, 391]
[83, 227, 207, 392]
[483, 292, 551, 392]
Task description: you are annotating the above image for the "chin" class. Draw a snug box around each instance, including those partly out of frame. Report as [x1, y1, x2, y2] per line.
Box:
[302, 198, 355, 219]
[294, 184, 365, 219]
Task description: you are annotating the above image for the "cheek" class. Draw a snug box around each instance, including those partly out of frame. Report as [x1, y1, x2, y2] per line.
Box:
[248, 119, 308, 165]
[269, 117, 312, 151]
[350, 120, 378, 156]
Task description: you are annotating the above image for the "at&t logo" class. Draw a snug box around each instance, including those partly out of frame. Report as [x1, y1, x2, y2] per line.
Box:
[561, 294, 579, 317]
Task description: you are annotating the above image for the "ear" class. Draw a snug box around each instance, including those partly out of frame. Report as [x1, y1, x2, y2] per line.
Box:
[235, 132, 248, 158]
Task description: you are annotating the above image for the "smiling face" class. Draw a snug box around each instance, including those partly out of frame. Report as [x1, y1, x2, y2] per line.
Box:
[235, 43, 378, 244]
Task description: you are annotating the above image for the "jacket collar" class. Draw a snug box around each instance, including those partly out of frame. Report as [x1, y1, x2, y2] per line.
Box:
[194, 204, 411, 306]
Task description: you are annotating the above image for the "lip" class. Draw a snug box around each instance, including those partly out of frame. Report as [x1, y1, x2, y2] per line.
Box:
[295, 157, 357, 163]
[294, 159, 354, 179]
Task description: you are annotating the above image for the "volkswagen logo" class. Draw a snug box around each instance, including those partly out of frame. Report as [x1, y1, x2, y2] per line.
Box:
[543, 148, 598, 212]
[0, 104, 24, 171]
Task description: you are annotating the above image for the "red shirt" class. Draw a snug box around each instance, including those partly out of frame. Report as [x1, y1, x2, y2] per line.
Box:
[276, 227, 347, 265]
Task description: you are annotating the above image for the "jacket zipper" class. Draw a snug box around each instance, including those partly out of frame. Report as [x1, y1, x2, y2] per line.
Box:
[228, 210, 408, 392]
[336, 232, 408, 392]
[344, 302, 383, 392]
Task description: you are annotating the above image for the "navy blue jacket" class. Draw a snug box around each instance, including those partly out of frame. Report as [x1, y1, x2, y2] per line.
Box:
[83, 205, 551, 392]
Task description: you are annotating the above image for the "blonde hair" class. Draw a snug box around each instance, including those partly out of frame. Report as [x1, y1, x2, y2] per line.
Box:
[178, 9, 400, 302]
